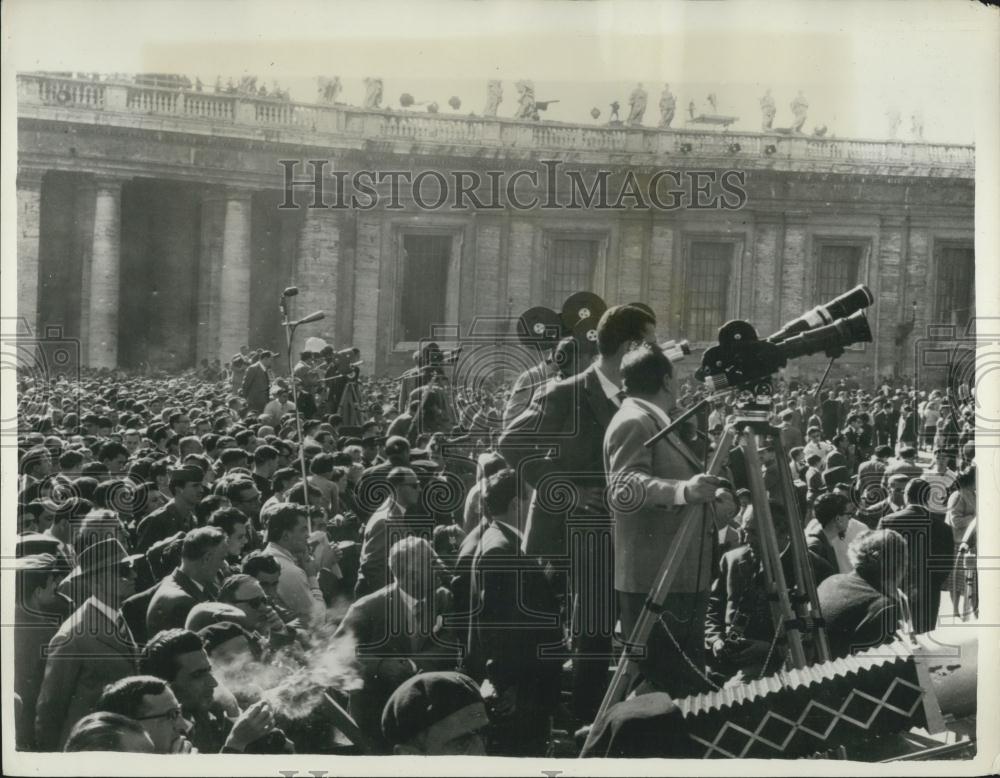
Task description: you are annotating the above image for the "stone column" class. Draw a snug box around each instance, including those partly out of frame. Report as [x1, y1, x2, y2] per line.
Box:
[294, 207, 340, 350]
[74, 178, 97, 359]
[196, 190, 226, 365]
[16, 169, 45, 336]
[88, 177, 124, 368]
[217, 189, 254, 363]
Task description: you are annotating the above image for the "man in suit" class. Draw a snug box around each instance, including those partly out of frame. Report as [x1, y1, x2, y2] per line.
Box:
[817, 529, 905, 659]
[34, 538, 139, 751]
[135, 465, 205, 553]
[805, 492, 849, 586]
[705, 502, 794, 684]
[146, 527, 228, 636]
[878, 477, 955, 633]
[355, 466, 427, 598]
[498, 304, 658, 721]
[604, 343, 722, 698]
[334, 537, 460, 753]
[14, 554, 65, 750]
[240, 350, 273, 414]
[464, 468, 564, 756]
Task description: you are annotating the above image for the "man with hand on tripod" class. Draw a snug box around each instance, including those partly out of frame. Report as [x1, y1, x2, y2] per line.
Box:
[604, 342, 723, 698]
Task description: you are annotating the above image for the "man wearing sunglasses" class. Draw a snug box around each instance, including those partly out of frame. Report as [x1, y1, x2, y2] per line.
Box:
[97, 675, 195, 753]
[218, 573, 286, 643]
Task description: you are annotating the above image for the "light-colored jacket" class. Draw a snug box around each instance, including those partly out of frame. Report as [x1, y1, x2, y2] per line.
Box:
[603, 397, 714, 594]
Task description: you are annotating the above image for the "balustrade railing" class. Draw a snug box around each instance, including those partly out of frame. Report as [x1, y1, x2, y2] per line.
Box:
[16, 72, 975, 171]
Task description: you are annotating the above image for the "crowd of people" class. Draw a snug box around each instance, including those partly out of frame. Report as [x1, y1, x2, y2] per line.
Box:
[13, 305, 978, 757]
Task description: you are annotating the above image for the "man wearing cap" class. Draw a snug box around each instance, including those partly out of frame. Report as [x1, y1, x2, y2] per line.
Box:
[146, 527, 228, 635]
[381, 671, 488, 755]
[775, 408, 804, 451]
[136, 465, 204, 554]
[14, 554, 64, 749]
[35, 538, 139, 751]
[240, 351, 273, 414]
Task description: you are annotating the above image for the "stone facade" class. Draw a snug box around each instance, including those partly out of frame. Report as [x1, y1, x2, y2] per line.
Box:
[16, 73, 975, 385]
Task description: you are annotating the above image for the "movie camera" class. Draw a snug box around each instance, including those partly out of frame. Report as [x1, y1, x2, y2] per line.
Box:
[696, 285, 874, 391]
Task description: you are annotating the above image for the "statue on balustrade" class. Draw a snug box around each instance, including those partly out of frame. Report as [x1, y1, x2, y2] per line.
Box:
[214, 76, 223, 94]
[484, 80, 503, 117]
[790, 90, 808, 133]
[225, 78, 237, 94]
[887, 107, 901, 139]
[707, 93, 718, 112]
[514, 80, 538, 120]
[609, 100, 621, 123]
[911, 110, 924, 141]
[759, 88, 776, 130]
[364, 77, 384, 109]
[195, 77, 203, 92]
[627, 83, 647, 125]
[237, 75, 258, 95]
[658, 83, 676, 128]
[318, 76, 342, 104]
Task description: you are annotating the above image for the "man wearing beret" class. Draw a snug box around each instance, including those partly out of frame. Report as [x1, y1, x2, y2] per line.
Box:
[136, 465, 205, 554]
[381, 671, 488, 755]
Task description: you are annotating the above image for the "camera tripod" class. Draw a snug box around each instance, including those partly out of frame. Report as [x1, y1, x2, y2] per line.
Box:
[593, 413, 832, 723]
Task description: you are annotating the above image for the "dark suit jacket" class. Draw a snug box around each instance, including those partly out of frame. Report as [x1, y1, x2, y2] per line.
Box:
[498, 364, 618, 557]
[35, 599, 138, 750]
[240, 362, 270, 412]
[817, 571, 901, 658]
[333, 582, 459, 752]
[878, 506, 954, 633]
[135, 500, 195, 554]
[146, 568, 215, 637]
[14, 605, 61, 750]
[465, 520, 563, 704]
[805, 519, 839, 585]
[121, 580, 164, 646]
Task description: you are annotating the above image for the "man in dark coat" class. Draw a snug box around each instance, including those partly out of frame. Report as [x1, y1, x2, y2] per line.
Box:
[498, 304, 657, 721]
[878, 478, 955, 633]
[135, 465, 204, 553]
[240, 351, 273, 413]
[34, 539, 139, 751]
[146, 527, 228, 636]
[463, 469, 564, 756]
[805, 492, 849, 585]
[818, 529, 905, 658]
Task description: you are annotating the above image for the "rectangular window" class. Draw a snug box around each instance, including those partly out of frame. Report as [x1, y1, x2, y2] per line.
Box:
[816, 244, 862, 304]
[400, 234, 452, 342]
[547, 238, 597, 308]
[685, 241, 733, 342]
[935, 245, 975, 327]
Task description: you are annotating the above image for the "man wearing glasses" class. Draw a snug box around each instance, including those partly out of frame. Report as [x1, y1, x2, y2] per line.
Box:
[355, 467, 424, 599]
[97, 675, 195, 753]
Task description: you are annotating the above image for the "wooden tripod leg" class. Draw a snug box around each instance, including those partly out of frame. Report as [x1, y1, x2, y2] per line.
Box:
[770, 435, 832, 662]
[742, 433, 807, 669]
[592, 429, 735, 724]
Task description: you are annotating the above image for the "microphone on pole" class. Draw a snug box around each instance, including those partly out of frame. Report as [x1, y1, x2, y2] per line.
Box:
[295, 311, 325, 326]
